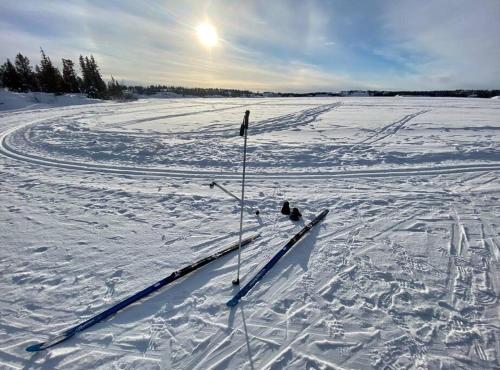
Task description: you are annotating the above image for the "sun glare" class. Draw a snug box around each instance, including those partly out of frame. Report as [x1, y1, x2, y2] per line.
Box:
[196, 22, 218, 48]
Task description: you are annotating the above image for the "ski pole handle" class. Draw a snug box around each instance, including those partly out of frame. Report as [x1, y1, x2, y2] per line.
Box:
[240, 110, 250, 136]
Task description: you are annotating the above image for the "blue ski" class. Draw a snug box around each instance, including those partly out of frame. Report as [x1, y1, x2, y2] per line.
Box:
[26, 233, 261, 352]
[227, 209, 328, 307]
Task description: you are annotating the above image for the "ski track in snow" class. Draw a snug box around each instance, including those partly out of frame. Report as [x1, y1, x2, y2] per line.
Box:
[0, 96, 499, 369]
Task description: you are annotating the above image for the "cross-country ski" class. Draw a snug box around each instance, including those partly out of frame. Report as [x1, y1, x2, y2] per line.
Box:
[227, 209, 329, 307]
[25, 233, 260, 352]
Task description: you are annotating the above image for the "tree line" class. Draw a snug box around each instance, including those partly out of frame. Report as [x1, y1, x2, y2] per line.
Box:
[128, 85, 254, 98]
[368, 90, 500, 98]
[0, 50, 254, 99]
[2, 50, 498, 100]
[0, 49, 125, 99]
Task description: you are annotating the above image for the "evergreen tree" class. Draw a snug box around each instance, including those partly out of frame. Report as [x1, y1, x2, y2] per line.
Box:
[107, 76, 125, 99]
[61, 58, 80, 93]
[79, 55, 107, 98]
[76, 75, 84, 92]
[79, 55, 90, 93]
[89, 55, 107, 98]
[0, 63, 5, 88]
[1, 59, 22, 91]
[37, 49, 63, 93]
[15, 53, 37, 92]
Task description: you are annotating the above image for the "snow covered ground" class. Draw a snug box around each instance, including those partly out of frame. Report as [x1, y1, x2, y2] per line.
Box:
[0, 96, 499, 369]
[0, 89, 103, 112]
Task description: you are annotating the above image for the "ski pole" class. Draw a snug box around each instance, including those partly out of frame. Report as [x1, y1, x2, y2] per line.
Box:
[233, 110, 250, 285]
[209, 181, 260, 215]
[209, 181, 240, 202]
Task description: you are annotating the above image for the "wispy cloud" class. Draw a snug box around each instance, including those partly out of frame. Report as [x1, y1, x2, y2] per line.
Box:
[1, 0, 499, 91]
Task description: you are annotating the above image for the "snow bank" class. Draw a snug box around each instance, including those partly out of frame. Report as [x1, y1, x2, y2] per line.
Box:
[491, 95, 500, 100]
[0, 89, 102, 111]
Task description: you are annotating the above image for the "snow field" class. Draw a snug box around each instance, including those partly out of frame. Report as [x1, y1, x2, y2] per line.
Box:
[0, 96, 499, 369]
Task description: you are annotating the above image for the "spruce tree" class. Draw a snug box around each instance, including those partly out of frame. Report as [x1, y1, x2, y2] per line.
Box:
[1, 59, 22, 91]
[79, 55, 90, 93]
[89, 55, 107, 98]
[38, 49, 63, 93]
[107, 76, 124, 99]
[0, 63, 5, 88]
[61, 58, 80, 93]
[79, 55, 107, 99]
[15, 53, 37, 92]
[76, 75, 84, 92]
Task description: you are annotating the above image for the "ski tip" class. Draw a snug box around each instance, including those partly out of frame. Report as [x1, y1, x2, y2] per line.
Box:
[249, 232, 261, 240]
[316, 209, 329, 220]
[26, 343, 44, 352]
[226, 298, 239, 308]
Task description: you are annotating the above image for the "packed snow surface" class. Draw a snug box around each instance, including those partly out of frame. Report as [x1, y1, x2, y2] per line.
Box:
[1, 96, 499, 369]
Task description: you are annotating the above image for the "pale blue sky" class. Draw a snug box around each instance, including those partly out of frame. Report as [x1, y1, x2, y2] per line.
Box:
[1, 0, 499, 91]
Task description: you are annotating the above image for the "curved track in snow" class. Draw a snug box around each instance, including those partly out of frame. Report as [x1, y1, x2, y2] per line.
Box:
[2, 122, 500, 180]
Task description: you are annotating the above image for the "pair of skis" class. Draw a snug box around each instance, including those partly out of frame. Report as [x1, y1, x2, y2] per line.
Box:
[26, 209, 328, 352]
[26, 233, 261, 352]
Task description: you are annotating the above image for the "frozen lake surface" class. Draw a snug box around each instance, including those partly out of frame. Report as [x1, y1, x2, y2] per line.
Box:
[1, 96, 499, 369]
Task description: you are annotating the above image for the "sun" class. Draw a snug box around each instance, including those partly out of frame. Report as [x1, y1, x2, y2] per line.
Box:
[196, 22, 218, 48]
